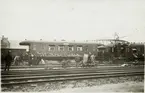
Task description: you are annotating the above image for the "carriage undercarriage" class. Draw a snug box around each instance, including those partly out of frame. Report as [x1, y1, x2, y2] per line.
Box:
[12, 55, 99, 68]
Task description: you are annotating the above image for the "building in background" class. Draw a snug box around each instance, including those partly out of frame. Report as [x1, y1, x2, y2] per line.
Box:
[1, 35, 10, 48]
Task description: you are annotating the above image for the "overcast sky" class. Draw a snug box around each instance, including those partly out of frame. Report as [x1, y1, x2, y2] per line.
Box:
[0, 0, 145, 42]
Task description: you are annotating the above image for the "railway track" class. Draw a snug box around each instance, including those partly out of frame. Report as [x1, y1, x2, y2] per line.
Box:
[1, 66, 142, 75]
[2, 72, 143, 86]
[1, 69, 143, 77]
[1, 66, 144, 86]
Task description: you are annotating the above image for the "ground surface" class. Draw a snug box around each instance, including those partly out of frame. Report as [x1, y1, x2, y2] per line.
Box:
[1, 76, 144, 92]
[50, 81, 144, 93]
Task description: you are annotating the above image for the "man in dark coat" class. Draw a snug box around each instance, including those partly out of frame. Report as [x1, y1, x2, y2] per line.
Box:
[4, 51, 13, 71]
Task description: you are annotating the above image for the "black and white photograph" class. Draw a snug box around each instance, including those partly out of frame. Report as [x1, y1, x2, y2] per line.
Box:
[0, 0, 145, 92]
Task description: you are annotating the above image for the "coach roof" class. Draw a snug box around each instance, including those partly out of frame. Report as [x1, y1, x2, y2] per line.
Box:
[19, 40, 103, 46]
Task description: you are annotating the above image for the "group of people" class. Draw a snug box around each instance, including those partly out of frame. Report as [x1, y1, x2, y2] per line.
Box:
[4, 49, 143, 71]
[2, 51, 36, 71]
[82, 52, 96, 66]
[36, 51, 82, 57]
[74, 52, 96, 67]
[3, 51, 97, 71]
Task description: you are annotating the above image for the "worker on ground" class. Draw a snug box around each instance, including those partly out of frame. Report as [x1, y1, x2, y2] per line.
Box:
[82, 53, 89, 67]
[4, 51, 13, 71]
[13, 55, 20, 66]
[88, 52, 92, 63]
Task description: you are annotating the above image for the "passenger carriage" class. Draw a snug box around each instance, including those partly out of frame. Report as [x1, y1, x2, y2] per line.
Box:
[19, 40, 102, 67]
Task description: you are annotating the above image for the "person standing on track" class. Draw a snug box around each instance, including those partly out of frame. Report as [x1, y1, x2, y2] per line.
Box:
[4, 51, 13, 71]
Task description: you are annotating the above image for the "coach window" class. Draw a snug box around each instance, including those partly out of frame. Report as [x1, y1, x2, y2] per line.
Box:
[68, 46, 74, 51]
[33, 45, 36, 50]
[84, 46, 88, 51]
[93, 46, 96, 51]
[127, 47, 130, 52]
[137, 47, 141, 51]
[111, 47, 114, 52]
[77, 46, 83, 51]
[106, 48, 109, 52]
[49, 45, 55, 51]
[58, 45, 64, 51]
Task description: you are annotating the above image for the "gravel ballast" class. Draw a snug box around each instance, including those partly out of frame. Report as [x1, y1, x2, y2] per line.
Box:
[1, 75, 144, 92]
